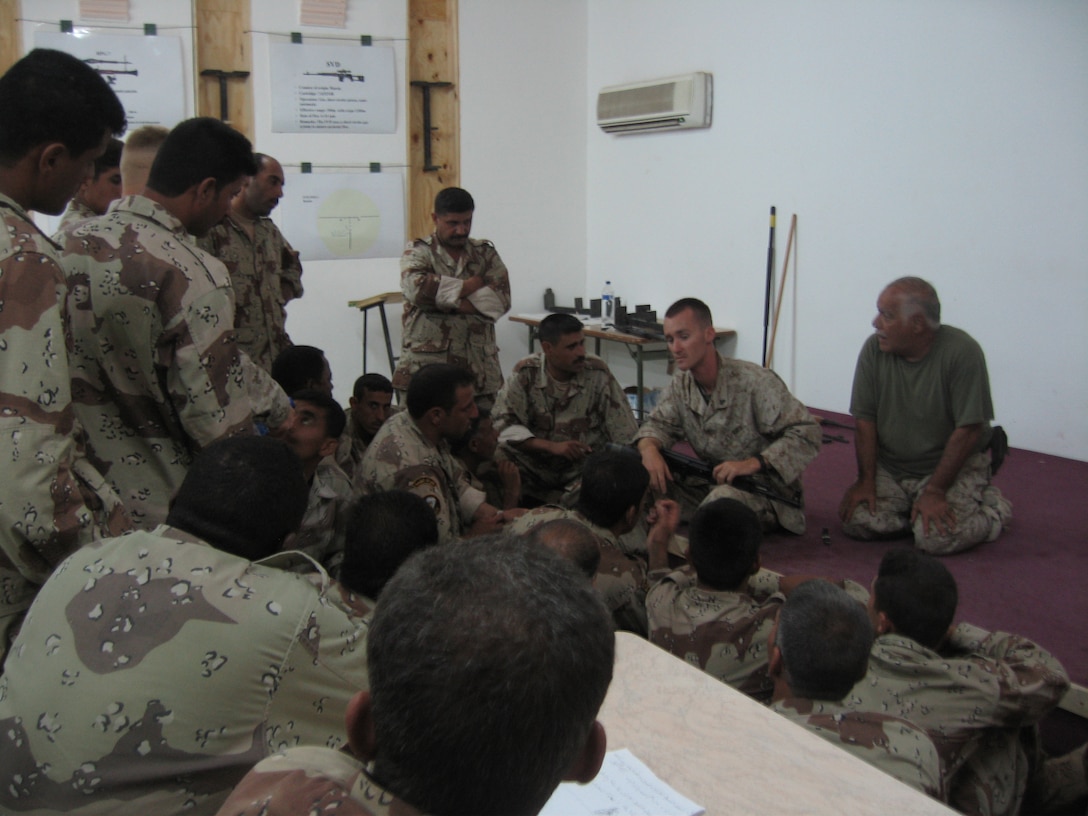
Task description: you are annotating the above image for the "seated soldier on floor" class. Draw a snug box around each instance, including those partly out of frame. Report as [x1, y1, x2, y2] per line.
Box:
[492, 312, 638, 506]
[845, 548, 1069, 816]
[216, 534, 615, 816]
[525, 518, 601, 581]
[451, 407, 522, 510]
[281, 389, 352, 572]
[338, 372, 395, 483]
[769, 580, 944, 800]
[271, 343, 334, 398]
[358, 364, 509, 544]
[0, 436, 370, 815]
[507, 447, 675, 636]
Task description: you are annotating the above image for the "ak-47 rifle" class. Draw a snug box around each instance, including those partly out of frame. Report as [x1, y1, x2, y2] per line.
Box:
[607, 444, 803, 509]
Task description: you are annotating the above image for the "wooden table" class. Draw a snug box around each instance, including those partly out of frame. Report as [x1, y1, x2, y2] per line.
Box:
[598, 633, 953, 815]
[509, 314, 736, 418]
[348, 292, 403, 376]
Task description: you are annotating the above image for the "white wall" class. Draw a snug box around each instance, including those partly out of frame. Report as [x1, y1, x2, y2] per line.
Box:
[580, 0, 1088, 459]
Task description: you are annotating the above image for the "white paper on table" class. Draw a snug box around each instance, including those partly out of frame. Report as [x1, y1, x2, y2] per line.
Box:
[540, 748, 705, 816]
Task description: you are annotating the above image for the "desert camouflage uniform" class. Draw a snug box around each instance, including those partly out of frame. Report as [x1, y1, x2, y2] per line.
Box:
[772, 697, 945, 800]
[338, 420, 374, 486]
[51, 199, 97, 243]
[0, 194, 130, 656]
[214, 746, 399, 816]
[284, 457, 352, 572]
[358, 411, 486, 545]
[198, 214, 303, 373]
[61, 195, 255, 531]
[507, 505, 649, 635]
[844, 624, 1069, 816]
[635, 352, 821, 534]
[646, 564, 784, 702]
[0, 524, 370, 815]
[493, 352, 638, 504]
[394, 235, 511, 404]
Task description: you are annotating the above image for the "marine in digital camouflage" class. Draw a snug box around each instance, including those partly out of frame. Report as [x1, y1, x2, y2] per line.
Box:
[284, 457, 352, 573]
[60, 195, 256, 531]
[198, 214, 303, 373]
[0, 194, 131, 655]
[646, 564, 784, 702]
[772, 697, 945, 800]
[214, 746, 400, 816]
[635, 351, 821, 533]
[357, 411, 486, 545]
[844, 622, 1070, 816]
[492, 352, 638, 505]
[394, 235, 511, 403]
[507, 505, 649, 635]
[0, 525, 370, 815]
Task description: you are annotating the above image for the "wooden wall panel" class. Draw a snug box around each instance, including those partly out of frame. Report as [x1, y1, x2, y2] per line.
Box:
[407, 0, 459, 239]
[0, 0, 21, 74]
[194, 0, 253, 140]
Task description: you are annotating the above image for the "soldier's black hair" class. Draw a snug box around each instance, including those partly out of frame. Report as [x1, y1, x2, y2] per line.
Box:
[576, 447, 649, 530]
[339, 491, 439, 600]
[291, 388, 346, 440]
[449, 406, 491, 457]
[664, 297, 714, 328]
[165, 436, 308, 561]
[147, 117, 257, 196]
[0, 49, 126, 163]
[433, 186, 474, 215]
[776, 579, 874, 701]
[271, 345, 329, 398]
[93, 138, 124, 178]
[367, 535, 613, 815]
[352, 372, 394, 401]
[872, 547, 958, 649]
[688, 498, 763, 591]
[538, 313, 585, 346]
[405, 363, 475, 419]
[525, 519, 601, 581]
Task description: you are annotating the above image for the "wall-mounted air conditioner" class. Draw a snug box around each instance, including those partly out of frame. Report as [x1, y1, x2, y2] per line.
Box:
[596, 72, 712, 135]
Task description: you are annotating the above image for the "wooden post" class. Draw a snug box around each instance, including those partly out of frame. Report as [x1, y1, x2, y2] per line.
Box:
[407, 0, 460, 240]
[0, 0, 22, 75]
[194, 0, 253, 140]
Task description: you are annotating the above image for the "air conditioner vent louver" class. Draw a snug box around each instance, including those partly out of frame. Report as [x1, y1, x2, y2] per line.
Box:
[596, 72, 712, 135]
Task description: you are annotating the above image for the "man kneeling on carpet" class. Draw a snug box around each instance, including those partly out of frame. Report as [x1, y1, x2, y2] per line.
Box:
[217, 534, 615, 816]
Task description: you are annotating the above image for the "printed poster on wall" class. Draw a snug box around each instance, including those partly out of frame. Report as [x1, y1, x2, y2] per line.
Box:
[276, 172, 405, 261]
[269, 43, 396, 133]
[34, 31, 186, 128]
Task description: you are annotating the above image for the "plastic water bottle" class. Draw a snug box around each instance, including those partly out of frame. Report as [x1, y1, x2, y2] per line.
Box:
[602, 281, 615, 327]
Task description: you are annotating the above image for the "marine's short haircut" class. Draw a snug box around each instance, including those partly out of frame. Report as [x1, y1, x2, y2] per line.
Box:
[777, 579, 874, 701]
[576, 447, 649, 530]
[450, 406, 491, 457]
[146, 117, 257, 196]
[664, 297, 714, 327]
[123, 124, 171, 153]
[887, 276, 941, 326]
[165, 436, 308, 561]
[433, 186, 474, 215]
[0, 48, 127, 162]
[539, 313, 584, 346]
[339, 491, 439, 600]
[688, 498, 763, 591]
[873, 548, 958, 649]
[291, 388, 346, 440]
[93, 138, 124, 178]
[405, 363, 475, 419]
[271, 345, 327, 398]
[352, 372, 394, 400]
[368, 535, 614, 815]
[525, 519, 601, 580]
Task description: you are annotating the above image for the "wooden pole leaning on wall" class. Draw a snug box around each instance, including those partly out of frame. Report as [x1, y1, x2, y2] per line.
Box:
[765, 213, 797, 371]
[194, 0, 253, 141]
[407, 0, 460, 240]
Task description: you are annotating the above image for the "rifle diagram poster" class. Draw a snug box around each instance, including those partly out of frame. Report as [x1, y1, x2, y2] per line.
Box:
[277, 172, 405, 261]
[269, 43, 396, 133]
[34, 32, 185, 127]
